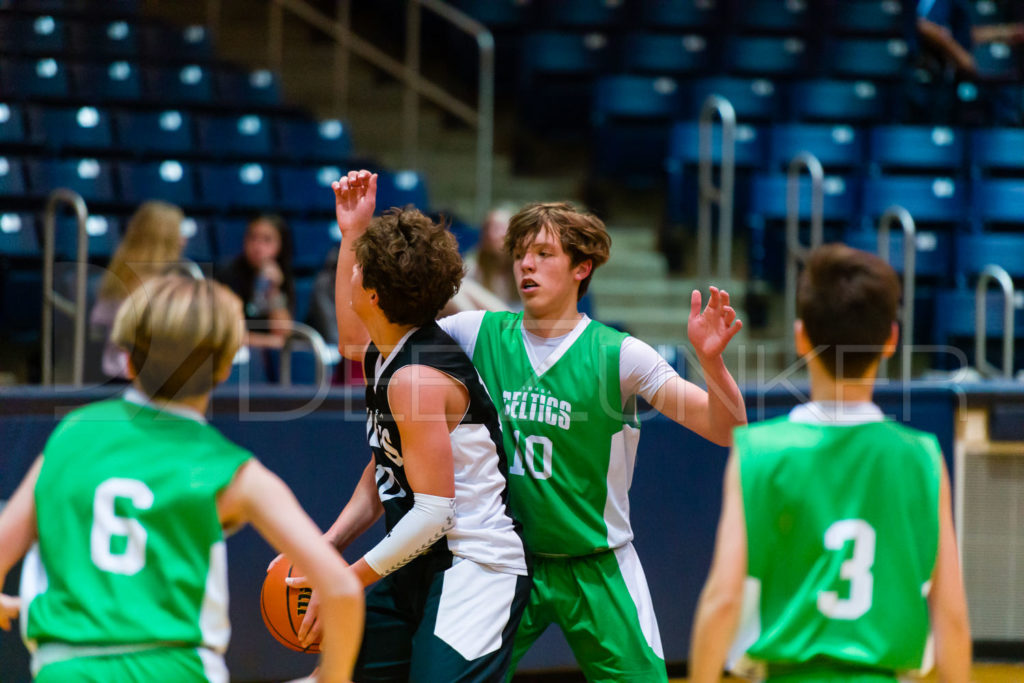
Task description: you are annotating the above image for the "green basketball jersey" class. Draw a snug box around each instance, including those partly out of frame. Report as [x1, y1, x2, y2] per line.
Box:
[21, 397, 251, 653]
[731, 415, 942, 678]
[472, 312, 636, 556]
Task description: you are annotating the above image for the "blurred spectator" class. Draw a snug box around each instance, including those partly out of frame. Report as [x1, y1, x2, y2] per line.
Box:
[444, 206, 520, 314]
[916, 0, 1024, 77]
[89, 201, 187, 381]
[216, 214, 296, 347]
[307, 245, 340, 345]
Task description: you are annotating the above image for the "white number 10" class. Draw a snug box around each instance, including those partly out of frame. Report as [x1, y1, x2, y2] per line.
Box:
[508, 432, 553, 480]
[817, 519, 876, 620]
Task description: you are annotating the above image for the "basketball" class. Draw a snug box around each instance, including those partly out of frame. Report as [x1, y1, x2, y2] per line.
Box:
[260, 558, 320, 654]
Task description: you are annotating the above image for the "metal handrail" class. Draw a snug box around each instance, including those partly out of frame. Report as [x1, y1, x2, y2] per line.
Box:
[975, 264, 1015, 379]
[279, 321, 334, 391]
[697, 95, 736, 283]
[41, 189, 89, 386]
[877, 206, 916, 385]
[248, 0, 494, 219]
[783, 152, 824, 365]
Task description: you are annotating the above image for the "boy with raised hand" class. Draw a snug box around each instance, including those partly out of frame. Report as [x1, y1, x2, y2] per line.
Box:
[335, 181, 746, 680]
[691, 244, 971, 682]
[0, 276, 363, 683]
[299, 170, 529, 682]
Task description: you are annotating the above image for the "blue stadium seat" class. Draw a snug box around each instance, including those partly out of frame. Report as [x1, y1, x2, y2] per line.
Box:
[831, 0, 906, 36]
[29, 105, 114, 151]
[689, 77, 783, 121]
[843, 228, 952, 278]
[69, 20, 139, 58]
[216, 68, 281, 108]
[0, 213, 38, 258]
[956, 233, 1024, 281]
[275, 117, 353, 164]
[0, 103, 27, 145]
[277, 164, 341, 213]
[538, 0, 625, 28]
[735, 0, 812, 33]
[519, 31, 615, 134]
[375, 170, 429, 212]
[971, 179, 1024, 228]
[749, 173, 859, 223]
[622, 33, 715, 76]
[115, 109, 195, 155]
[198, 162, 276, 210]
[141, 24, 213, 63]
[767, 123, 865, 171]
[145, 64, 214, 104]
[789, 79, 888, 123]
[592, 76, 687, 180]
[931, 288, 1024, 348]
[667, 121, 766, 167]
[28, 158, 116, 202]
[825, 38, 911, 80]
[1, 57, 70, 99]
[867, 126, 965, 175]
[197, 113, 274, 158]
[293, 275, 315, 326]
[970, 128, 1024, 174]
[52, 214, 120, 259]
[725, 36, 810, 78]
[118, 160, 196, 207]
[0, 14, 66, 54]
[0, 156, 26, 197]
[212, 218, 248, 261]
[972, 42, 1021, 82]
[860, 176, 967, 227]
[291, 217, 341, 273]
[72, 61, 143, 101]
[638, 0, 721, 30]
[180, 216, 215, 264]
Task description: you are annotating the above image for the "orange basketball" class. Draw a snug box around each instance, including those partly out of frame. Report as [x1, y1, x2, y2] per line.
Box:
[260, 558, 321, 654]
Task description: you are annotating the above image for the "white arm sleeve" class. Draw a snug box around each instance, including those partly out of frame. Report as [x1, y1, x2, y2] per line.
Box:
[437, 310, 487, 359]
[619, 336, 681, 406]
[362, 493, 456, 577]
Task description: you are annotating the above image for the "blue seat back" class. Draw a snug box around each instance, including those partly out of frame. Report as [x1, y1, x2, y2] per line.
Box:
[689, 77, 783, 121]
[0, 14, 66, 53]
[0, 156, 26, 197]
[860, 176, 966, 224]
[141, 24, 212, 63]
[0, 213, 38, 258]
[216, 68, 281, 107]
[3, 57, 70, 98]
[725, 36, 810, 78]
[291, 217, 341, 273]
[826, 38, 910, 80]
[198, 163, 276, 210]
[736, 0, 812, 33]
[668, 121, 766, 167]
[767, 123, 864, 170]
[197, 113, 274, 158]
[932, 288, 1024, 340]
[72, 61, 143, 101]
[868, 126, 965, 173]
[277, 164, 341, 213]
[0, 103, 26, 145]
[145, 64, 214, 104]
[30, 105, 114, 151]
[521, 32, 614, 77]
[593, 76, 686, 121]
[843, 228, 951, 277]
[275, 117, 352, 164]
[790, 79, 888, 123]
[376, 170, 429, 212]
[119, 160, 196, 207]
[956, 233, 1024, 279]
[970, 128, 1024, 172]
[971, 179, 1024, 225]
[181, 217, 215, 264]
[69, 20, 140, 58]
[831, 0, 906, 36]
[53, 214, 120, 259]
[29, 158, 116, 202]
[638, 0, 721, 29]
[623, 33, 715, 76]
[750, 173, 859, 221]
[972, 42, 1021, 82]
[115, 109, 195, 154]
[212, 218, 248, 262]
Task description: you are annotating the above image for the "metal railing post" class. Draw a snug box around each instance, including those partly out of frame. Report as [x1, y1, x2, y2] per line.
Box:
[783, 152, 824, 366]
[877, 206, 916, 385]
[697, 95, 736, 283]
[474, 28, 495, 220]
[41, 189, 89, 386]
[975, 264, 1015, 379]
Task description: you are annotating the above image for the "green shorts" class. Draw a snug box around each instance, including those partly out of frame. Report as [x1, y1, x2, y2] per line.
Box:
[507, 543, 667, 683]
[34, 645, 226, 683]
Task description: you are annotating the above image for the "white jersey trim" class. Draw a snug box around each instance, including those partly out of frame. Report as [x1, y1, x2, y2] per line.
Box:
[198, 541, 231, 653]
[613, 543, 664, 659]
[789, 401, 885, 425]
[521, 316, 591, 378]
[434, 559, 520, 660]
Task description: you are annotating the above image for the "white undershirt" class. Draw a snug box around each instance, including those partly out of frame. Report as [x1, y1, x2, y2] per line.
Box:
[438, 312, 678, 408]
[789, 401, 885, 425]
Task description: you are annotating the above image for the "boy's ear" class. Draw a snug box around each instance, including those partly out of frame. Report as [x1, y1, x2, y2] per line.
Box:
[794, 319, 813, 358]
[880, 321, 900, 360]
[573, 259, 593, 282]
[125, 356, 138, 380]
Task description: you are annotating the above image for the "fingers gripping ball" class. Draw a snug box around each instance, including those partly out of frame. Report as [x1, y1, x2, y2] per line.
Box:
[261, 560, 320, 653]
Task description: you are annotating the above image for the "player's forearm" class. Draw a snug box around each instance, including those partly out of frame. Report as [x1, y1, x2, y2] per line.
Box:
[933, 615, 971, 683]
[325, 462, 383, 553]
[0, 457, 41, 576]
[311, 566, 364, 683]
[689, 587, 742, 683]
[333, 236, 370, 360]
[700, 355, 746, 446]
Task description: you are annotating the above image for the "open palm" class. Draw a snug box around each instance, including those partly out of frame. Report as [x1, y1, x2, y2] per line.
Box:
[687, 286, 743, 361]
[333, 169, 377, 236]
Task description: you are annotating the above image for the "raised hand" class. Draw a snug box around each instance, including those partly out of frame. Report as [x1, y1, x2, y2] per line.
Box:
[687, 286, 743, 362]
[333, 169, 377, 236]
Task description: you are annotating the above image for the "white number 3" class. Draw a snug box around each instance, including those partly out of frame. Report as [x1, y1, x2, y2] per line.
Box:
[90, 478, 154, 576]
[817, 519, 876, 620]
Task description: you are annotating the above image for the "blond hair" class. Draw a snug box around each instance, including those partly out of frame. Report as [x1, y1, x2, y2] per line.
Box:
[112, 276, 243, 400]
[99, 201, 185, 301]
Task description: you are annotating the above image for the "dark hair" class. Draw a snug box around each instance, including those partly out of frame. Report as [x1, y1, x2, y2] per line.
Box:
[355, 209, 464, 326]
[234, 214, 296, 316]
[797, 243, 901, 379]
[505, 202, 611, 300]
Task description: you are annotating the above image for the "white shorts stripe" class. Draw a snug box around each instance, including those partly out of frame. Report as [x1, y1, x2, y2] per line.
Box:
[613, 543, 665, 659]
[433, 559, 519, 661]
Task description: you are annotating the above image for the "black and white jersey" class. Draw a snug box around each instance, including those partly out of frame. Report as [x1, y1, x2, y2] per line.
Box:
[364, 322, 527, 575]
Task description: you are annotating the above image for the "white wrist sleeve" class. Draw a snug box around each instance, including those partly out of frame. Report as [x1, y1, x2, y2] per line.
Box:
[363, 493, 456, 577]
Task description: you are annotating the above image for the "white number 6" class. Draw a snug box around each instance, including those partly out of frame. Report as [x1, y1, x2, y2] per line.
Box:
[90, 478, 154, 576]
[817, 519, 875, 620]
